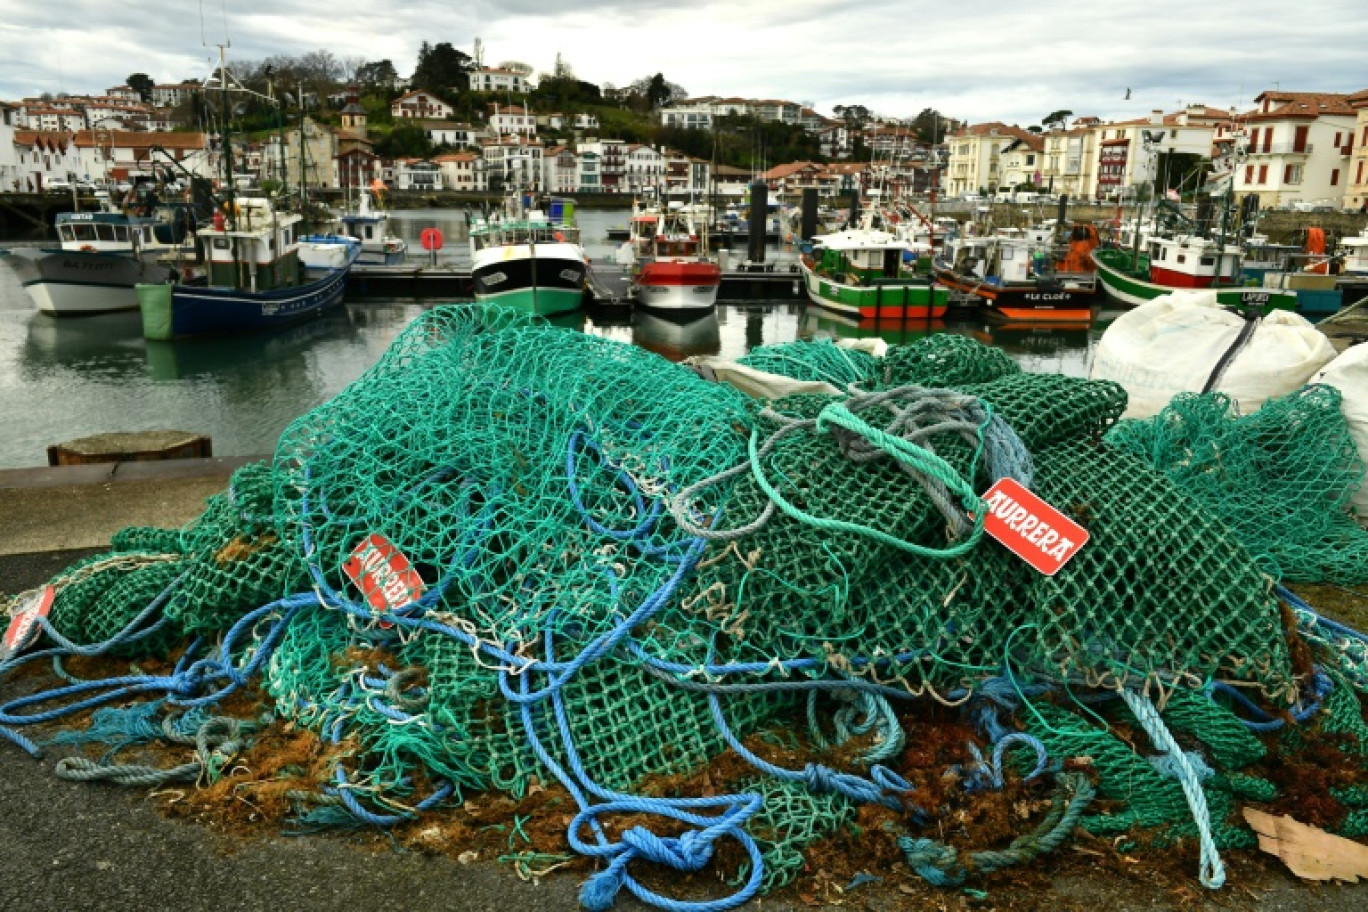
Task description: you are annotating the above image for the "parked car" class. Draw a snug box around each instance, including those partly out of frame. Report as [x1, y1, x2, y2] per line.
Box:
[44, 177, 72, 192]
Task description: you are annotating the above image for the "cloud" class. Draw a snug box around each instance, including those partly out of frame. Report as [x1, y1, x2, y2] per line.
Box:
[1, 0, 1364, 126]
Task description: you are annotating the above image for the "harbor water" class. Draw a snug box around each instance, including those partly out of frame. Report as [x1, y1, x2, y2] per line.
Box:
[0, 208, 1121, 469]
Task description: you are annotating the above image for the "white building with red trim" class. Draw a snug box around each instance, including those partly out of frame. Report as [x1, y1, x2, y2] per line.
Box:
[1232, 91, 1356, 208]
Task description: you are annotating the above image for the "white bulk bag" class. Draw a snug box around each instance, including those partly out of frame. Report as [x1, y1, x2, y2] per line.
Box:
[1090, 290, 1337, 419]
[1312, 343, 1368, 520]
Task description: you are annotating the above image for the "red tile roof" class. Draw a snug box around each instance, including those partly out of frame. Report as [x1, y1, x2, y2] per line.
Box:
[1249, 91, 1355, 120]
[72, 130, 206, 150]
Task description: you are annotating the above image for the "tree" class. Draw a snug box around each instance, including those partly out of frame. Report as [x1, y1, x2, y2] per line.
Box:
[374, 122, 433, 158]
[833, 105, 871, 129]
[629, 73, 686, 109]
[1027, 125, 1042, 134]
[355, 59, 400, 92]
[908, 107, 954, 144]
[126, 73, 154, 103]
[412, 42, 476, 94]
[1042, 109, 1073, 131]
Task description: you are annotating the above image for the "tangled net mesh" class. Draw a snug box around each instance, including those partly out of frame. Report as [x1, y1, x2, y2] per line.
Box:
[5, 311, 1368, 910]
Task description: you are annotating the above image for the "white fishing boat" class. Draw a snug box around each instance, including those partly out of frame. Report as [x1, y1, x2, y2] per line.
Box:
[2, 193, 200, 315]
[335, 180, 408, 265]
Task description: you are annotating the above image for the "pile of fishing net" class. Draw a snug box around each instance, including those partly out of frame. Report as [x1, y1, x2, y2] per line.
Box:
[3, 310, 1368, 911]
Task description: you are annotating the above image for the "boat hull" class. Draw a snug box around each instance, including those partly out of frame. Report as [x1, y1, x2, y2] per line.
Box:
[5, 247, 171, 315]
[634, 260, 721, 311]
[471, 243, 587, 317]
[1093, 248, 1298, 311]
[934, 268, 1097, 321]
[799, 259, 947, 319]
[140, 265, 350, 340]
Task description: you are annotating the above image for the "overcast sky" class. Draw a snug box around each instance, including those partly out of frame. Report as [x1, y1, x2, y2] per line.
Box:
[2, 0, 1365, 128]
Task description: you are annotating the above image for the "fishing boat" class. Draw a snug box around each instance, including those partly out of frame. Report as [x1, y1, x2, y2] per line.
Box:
[136, 46, 359, 340]
[2, 194, 200, 316]
[335, 180, 408, 265]
[798, 206, 946, 320]
[934, 224, 1100, 322]
[1093, 237, 1296, 311]
[630, 203, 721, 312]
[469, 189, 587, 317]
[137, 192, 356, 340]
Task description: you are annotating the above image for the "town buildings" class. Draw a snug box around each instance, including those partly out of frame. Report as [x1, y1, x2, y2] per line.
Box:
[5, 72, 1368, 212]
[1231, 91, 1356, 209]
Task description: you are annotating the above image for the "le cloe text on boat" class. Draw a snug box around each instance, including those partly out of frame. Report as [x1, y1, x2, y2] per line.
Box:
[2, 187, 203, 316]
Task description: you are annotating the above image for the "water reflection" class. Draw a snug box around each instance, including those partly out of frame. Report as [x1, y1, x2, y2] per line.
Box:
[798, 305, 946, 346]
[22, 311, 147, 376]
[142, 309, 359, 380]
[632, 309, 722, 361]
[795, 303, 1120, 379]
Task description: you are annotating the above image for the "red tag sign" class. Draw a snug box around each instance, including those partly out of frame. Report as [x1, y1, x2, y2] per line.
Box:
[2, 585, 55, 660]
[342, 534, 426, 624]
[977, 478, 1089, 576]
[420, 227, 444, 251]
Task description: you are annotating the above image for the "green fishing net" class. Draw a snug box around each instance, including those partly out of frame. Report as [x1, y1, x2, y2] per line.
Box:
[16, 305, 1368, 905]
[1106, 386, 1368, 584]
[737, 339, 879, 387]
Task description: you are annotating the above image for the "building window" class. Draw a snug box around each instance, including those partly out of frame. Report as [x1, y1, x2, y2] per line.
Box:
[1284, 164, 1302, 184]
[1331, 168, 1340, 187]
[1257, 164, 1268, 184]
[1244, 164, 1254, 184]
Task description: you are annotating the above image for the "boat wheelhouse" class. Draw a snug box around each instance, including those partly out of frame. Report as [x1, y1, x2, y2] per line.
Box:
[337, 183, 408, 266]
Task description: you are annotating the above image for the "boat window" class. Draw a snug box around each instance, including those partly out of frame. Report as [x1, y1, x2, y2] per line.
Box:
[213, 238, 230, 249]
[114, 226, 128, 241]
[364, 226, 374, 239]
[1001, 247, 1014, 260]
[71, 224, 97, 241]
[1199, 256, 1215, 266]
[96, 224, 117, 242]
[1177, 254, 1186, 264]
[58, 226, 75, 242]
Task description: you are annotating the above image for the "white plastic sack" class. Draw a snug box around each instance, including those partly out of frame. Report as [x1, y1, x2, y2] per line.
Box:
[834, 337, 889, 358]
[685, 356, 843, 399]
[1090, 290, 1337, 419]
[1312, 343, 1368, 520]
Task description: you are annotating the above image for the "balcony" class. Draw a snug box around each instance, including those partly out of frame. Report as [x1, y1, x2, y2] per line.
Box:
[1247, 142, 1314, 156]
